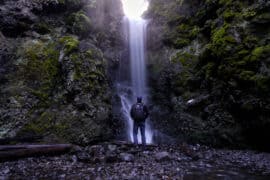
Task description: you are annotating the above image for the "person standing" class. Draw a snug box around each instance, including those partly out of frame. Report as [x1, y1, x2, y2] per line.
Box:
[130, 97, 149, 146]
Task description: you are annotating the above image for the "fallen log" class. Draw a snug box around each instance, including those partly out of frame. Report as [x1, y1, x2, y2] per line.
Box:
[0, 144, 73, 161]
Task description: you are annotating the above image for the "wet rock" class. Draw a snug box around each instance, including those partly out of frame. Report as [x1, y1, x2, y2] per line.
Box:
[155, 151, 170, 162]
[88, 145, 104, 156]
[76, 152, 91, 163]
[119, 153, 134, 162]
[0, 142, 270, 178]
[105, 152, 118, 163]
[107, 144, 117, 152]
[0, 0, 39, 37]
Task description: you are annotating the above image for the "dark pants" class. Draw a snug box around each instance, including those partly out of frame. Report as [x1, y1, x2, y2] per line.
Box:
[133, 121, 146, 146]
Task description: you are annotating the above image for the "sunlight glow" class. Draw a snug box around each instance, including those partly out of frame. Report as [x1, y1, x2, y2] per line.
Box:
[121, 0, 149, 19]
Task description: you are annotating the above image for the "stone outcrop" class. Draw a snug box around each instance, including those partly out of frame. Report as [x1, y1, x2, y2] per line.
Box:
[146, 0, 270, 150]
[0, 0, 124, 145]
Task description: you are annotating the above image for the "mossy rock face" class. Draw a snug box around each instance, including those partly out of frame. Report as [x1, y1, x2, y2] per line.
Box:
[223, 10, 237, 22]
[163, 52, 200, 95]
[18, 105, 110, 144]
[251, 45, 270, 59]
[147, 0, 270, 150]
[0, 0, 124, 144]
[66, 11, 92, 37]
[252, 13, 270, 24]
[59, 0, 82, 6]
[18, 111, 65, 137]
[173, 38, 191, 48]
[163, 23, 200, 48]
[33, 23, 51, 34]
[242, 8, 257, 20]
[59, 36, 79, 54]
[36, 0, 83, 13]
[17, 40, 61, 105]
[12, 37, 112, 144]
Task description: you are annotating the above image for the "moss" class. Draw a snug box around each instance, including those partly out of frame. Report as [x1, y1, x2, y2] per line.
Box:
[176, 24, 190, 33]
[66, 11, 91, 36]
[59, 36, 79, 54]
[219, 0, 232, 6]
[252, 75, 270, 92]
[249, 45, 270, 61]
[18, 112, 53, 135]
[252, 13, 270, 24]
[203, 62, 216, 79]
[148, 0, 178, 20]
[207, 24, 238, 57]
[31, 90, 50, 104]
[238, 49, 249, 56]
[85, 49, 93, 58]
[172, 71, 191, 95]
[58, 0, 82, 8]
[241, 101, 254, 111]
[69, 53, 82, 79]
[217, 65, 235, 80]
[212, 26, 227, 44]
[239, 71, 255, 81]
[175, 24, 200, 39]
[173, 38, 190, 48]
[243, 36, 258, 49]
[223, 10, 236, 22]
[19, 40, 60, 102]
[189, 26, 200, 38]
[252, 47, 264, 57]
[68, 48, 106, 93]
[172, 52, 197, 68]
[182, 91, 193, 101]
[242, 8, 256, 20]
[33, 23, 51, 35]
[224, 35, 237, 43]
[58, 0, 65, 3]
[19, 111, 68, 137]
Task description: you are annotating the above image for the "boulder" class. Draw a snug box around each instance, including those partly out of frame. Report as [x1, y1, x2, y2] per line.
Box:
[119, 153, 135, 162]
[155, 151, 170, 162]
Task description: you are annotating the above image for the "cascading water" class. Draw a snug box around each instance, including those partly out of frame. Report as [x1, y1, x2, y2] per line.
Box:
[118, 0, 153, 144]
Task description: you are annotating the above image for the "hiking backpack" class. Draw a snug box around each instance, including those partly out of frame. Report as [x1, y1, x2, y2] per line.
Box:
[131, 103, 146, 121]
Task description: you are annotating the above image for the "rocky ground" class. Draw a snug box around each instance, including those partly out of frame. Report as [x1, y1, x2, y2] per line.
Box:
[0, 142, 270, 179]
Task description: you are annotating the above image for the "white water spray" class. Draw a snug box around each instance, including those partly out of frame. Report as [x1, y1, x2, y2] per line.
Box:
[119, 0, 153, 144]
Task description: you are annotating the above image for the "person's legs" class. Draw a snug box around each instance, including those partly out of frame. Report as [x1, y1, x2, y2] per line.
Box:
[140, 122, 146, 146]
[133, 121, 139, 145]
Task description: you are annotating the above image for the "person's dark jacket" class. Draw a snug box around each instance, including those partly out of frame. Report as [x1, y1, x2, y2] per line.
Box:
[130, 103, 149, 122]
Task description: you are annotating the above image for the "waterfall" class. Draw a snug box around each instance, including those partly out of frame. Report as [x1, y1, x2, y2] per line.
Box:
[117, 0, 153, 144]
[129, 19, 147, 97]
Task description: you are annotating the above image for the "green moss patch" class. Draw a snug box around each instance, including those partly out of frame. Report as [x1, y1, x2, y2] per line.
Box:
[18, 40, 60, 104]
[59, 36, 79, 54]
[66, 11, 91, 36]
